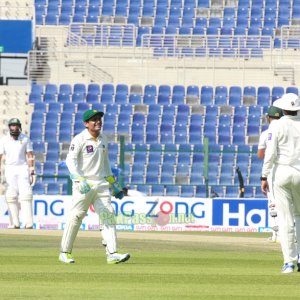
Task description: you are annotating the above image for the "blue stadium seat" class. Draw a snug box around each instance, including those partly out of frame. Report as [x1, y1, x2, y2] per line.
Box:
[181, 185, 195, 197]
[165, 185, 180, 196]
[225, 185, 239, 197]
[33, 182, 45, 195]
[151, 184, 165, 196]
[195, 185, 207, 197]
[47, 183, 60, 195]
[129, 94, 142, 104]
[286, 86, 298, 95]
[136, 184, 150, 195]
[271, 86, 285, 102]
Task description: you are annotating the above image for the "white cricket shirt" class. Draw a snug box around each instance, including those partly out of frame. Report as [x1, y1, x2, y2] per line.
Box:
[262, 115, 300, 177]
[66, 129, 113, 180]
[0, 133, 33, 166]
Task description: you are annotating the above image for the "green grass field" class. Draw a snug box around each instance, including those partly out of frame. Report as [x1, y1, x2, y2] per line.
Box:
[1, 231, 300, 300]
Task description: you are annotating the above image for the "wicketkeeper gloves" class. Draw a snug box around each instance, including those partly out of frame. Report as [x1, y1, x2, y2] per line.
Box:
[70, 174, 91, 194]
[105, 175, 124, 199]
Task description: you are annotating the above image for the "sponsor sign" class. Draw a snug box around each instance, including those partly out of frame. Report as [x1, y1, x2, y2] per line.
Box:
[0, 196, 269, 231]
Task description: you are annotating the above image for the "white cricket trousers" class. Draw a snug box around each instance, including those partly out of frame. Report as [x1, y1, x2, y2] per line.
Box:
[267, 171, 279, 240]
[61, 179, 118, 255]
[273, 164, 300, 264]
[5, 164, 33, 227]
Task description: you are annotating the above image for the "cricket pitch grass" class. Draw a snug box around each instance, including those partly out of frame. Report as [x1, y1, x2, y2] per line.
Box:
[1, 230, 300, 300]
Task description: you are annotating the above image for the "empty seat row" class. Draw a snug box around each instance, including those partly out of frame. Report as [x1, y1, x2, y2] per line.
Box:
[29, 83, 298, 105]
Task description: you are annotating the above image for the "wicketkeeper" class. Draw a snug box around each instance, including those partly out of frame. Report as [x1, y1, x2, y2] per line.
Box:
[0, 118, 35, 229]
[59, 109, 130, 264]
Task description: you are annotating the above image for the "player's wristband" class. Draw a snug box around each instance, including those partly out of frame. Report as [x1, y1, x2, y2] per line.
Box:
[260, 176, 267, 181]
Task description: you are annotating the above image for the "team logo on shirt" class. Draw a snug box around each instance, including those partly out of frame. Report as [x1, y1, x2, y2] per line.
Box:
[70, 144, 75, 151]
[86, 145, 94, 153]
[268, 133, 272, 140]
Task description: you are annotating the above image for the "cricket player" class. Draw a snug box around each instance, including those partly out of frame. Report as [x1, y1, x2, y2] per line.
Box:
[0, 118, 35, 229]
[261, 93, 300, 273]
[59, 109, 130, 264]
[257, 106, 283, 242]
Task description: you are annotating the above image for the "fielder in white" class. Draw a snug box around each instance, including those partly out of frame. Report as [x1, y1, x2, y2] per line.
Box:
[257, 106, 283, 242]
[0, 118, 35, 229]
[59, 109, 130, 264]
[261, 93, 300, 273]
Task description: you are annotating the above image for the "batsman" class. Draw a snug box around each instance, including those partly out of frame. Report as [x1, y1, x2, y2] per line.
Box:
[59, 109, 130, 264]
[0, 118, 35, 229]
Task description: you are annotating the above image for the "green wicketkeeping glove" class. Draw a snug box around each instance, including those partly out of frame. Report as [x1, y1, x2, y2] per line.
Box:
[70, 174, 91, 194]
[105, 176, 124, 199]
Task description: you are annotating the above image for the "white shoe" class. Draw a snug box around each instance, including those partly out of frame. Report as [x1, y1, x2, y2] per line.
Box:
[7, 225, 20, 229]
[59, 252, 75, 264]
[281, 263, 294, 274]
[107, 252, 130, 264]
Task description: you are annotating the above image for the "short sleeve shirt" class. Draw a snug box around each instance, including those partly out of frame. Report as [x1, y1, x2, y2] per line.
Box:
[0, 133, 33, 165]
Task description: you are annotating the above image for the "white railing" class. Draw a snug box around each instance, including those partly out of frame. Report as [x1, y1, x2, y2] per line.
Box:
[141, 34, 273, 59]
[30, 25, 300, 86]
[281, 25, 300, 49]
[68, 23, 137, 47]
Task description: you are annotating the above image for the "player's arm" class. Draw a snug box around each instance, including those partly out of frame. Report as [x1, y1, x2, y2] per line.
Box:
[65, 137, 83, 176]
[26, 138, 35, 176]
[257, 148, 265, 160]
[66, 138, 90, 194]
[27, 151, 35, 170]
[261, 124, 279, 195]
[257, 131, 267, 160]
[26, 151, 36, 185]
[102, 135, 124, 199]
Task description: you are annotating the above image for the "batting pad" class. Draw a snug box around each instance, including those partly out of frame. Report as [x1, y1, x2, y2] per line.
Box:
[19, 191, 33, 227]
[6, 188, 20, 227]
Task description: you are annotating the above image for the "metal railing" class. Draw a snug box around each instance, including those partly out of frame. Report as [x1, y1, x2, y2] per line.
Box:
[68, 23, 137, 48]
[141, 34, 273, 59]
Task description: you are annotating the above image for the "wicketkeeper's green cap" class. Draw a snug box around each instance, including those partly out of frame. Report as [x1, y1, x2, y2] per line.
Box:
[82, 109, 104, 122]
[267, 106, 283, 118]
[8, 118, 21, 126]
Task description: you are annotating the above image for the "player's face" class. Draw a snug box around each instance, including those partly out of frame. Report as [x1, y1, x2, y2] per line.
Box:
[9, 124, 21, 137]
[85, 115, 102, 136]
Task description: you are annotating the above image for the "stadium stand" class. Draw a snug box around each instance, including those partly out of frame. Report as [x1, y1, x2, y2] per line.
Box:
[2, 0, 298, 198]
[27, 81, 298, 197]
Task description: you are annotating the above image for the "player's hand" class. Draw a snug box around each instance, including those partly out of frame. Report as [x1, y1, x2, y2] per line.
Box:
[30, 167, 36, 186]
[70, 174, 91, 194]
[261, 180, 269, 196]
[105, 176, 124, 199]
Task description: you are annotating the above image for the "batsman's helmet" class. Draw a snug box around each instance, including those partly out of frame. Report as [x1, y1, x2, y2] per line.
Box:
[8, 118, 22, 126]
[8, 118, 22, 137]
